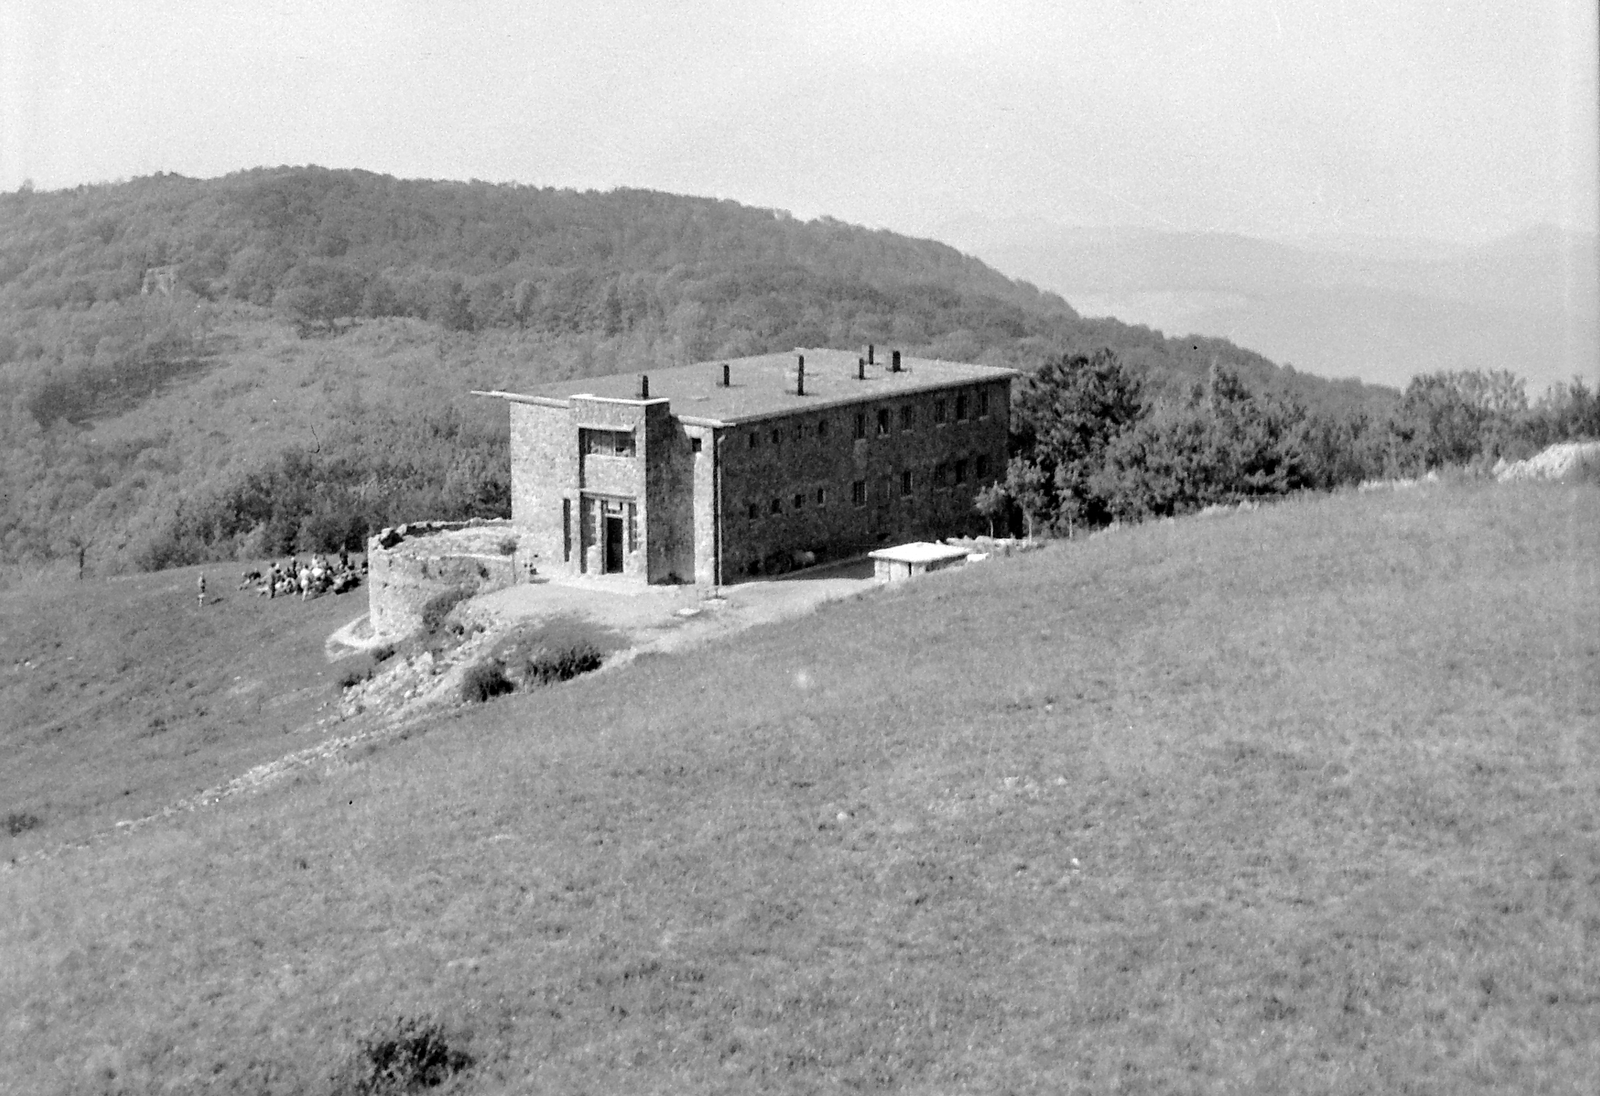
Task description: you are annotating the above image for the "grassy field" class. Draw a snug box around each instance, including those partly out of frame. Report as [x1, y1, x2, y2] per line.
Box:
[2, 481, 1597, 1094]
[1, 564, 369, 852]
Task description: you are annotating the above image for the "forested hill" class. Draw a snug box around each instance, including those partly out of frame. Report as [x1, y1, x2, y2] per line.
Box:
[0, 167, 1391, 576]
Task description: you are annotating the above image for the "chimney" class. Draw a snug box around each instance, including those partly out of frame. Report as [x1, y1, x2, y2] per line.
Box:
[868, 343, 875, 365]
[721, 363, 730, 387]
[858, 356, 866, 380]
[639, 374, 649, 399]
[891, 350, 901, 373]
[796, 354, 805, 396]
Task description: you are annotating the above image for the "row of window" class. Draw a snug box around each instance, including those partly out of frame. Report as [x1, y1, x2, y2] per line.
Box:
[747, 387, 991, 451]
[744, 455, 992, 519]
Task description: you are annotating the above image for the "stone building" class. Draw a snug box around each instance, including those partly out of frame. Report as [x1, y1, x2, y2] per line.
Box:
[478, 347, 1017, 586]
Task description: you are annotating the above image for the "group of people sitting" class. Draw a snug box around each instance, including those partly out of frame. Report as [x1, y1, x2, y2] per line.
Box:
[239, 550, 364, 600]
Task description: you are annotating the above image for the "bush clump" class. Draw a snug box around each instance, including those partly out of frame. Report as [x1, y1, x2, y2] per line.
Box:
[524, 641, 604, 686]
[419, 586, 473, 636]
[337, 1015, 473, 1095]
[6, 811, 42, 837]
[460, 659, 514, 704]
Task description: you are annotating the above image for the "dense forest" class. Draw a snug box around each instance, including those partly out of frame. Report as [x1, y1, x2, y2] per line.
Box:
[0, 168, 1589, 580]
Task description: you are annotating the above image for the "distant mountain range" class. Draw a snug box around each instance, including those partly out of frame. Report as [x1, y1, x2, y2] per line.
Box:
[934, 218, 1599, 396]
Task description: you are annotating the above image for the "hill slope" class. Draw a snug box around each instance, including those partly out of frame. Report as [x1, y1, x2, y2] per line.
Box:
[4, 480, 1596, 1093]
[938, 217, 1599, 394]
[0, 169, 1395, 578]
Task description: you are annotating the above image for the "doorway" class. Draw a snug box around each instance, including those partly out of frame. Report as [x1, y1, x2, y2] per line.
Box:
[604, 514, 625, 574]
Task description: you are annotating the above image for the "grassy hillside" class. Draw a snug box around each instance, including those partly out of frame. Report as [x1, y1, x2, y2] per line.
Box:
[1, 559, 370, 851]
[4, 480, 1596, 1093]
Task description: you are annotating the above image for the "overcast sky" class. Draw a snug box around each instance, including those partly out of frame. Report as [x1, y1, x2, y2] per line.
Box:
[2, 0, 1595, 244]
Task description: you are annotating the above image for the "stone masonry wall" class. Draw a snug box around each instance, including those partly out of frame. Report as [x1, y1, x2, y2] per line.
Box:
[716, 379, 1010, 578]
[367, 524, 518, 636]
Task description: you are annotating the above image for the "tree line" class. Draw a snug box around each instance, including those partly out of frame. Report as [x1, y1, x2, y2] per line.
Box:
[979, 352, 1600, 536]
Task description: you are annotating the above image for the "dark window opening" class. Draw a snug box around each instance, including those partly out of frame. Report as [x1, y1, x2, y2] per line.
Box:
[748, 501, 760, 520]
[748, 432, 759, 450]
[562, 499, 572, 561]
[855, 412, 867, 440]
[691, 436, 703, 453]
[793, 492, 804, 510]
[954, 458, 969, 484]
[934, 399, 947, 424]
[582, 428, 636, 458]
[852, 480, 866, 506]
[900, 470, 913, 496]
[816, 487, 827, 506]
[770, 498, 782, 515]
[900, 405, 914, 431]
[770, 428, 781, 447]
[956, 392, 969, 421]
[817, 418, 829, 439]
[935, 462, 949, 488]
[977, 388, 990, 418]
[876, 409, 890, 436]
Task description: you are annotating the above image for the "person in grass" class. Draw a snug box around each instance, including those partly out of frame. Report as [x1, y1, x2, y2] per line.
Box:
[197, 573, 206, 609]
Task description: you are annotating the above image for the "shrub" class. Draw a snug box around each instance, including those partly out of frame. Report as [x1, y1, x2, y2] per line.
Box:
[496, 534, 519, 556]
[6, 811, 42, 837]
[337, 1015, 473, 1096]
[460, 659, 514, 704]
[524, 641, 603, 686]
[418, 585, 473, 636]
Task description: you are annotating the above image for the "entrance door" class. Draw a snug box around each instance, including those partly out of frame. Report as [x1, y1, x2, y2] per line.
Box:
[604, 515, 625, 574]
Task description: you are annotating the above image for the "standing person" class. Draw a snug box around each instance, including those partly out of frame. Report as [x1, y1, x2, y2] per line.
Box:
[197, 573, 206, 609]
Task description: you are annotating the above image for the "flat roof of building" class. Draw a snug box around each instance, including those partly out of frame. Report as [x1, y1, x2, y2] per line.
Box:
[481, 348, 1019, 425]
[868, 541, 973, 564]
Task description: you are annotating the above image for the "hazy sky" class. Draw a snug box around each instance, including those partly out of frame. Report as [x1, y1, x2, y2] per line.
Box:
[2, 0, 1595, 243]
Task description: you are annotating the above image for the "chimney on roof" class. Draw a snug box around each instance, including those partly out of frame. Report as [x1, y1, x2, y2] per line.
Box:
[857, 356, 866, 380]
[721, 362, 730, 387]
[891, 350, 902, 373]
[639, 374, 649, 399]
[868, 343, 875, 366]
[796, 354, 805, 396]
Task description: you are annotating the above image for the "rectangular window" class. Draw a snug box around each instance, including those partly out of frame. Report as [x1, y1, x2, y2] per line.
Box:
[817, 418, 829, 439]
[581, 428, 636, 457]
[975, 454, 990, 478]
[855, 412, 867, 439]
[816, 487, 827, 506]
[770, 498, 782, 515]
[748, 501, 760, 520]
[562, 499, 572, 561]
[795, 422, 805, 442]
[934, 462, 949, 488]
[900, 405, 914, 431]
[876, 409, 890, 436]
[900, 470, 913, 496]
[956, 391, 969, 421]
[954, 458, 969, 484]
[934, 398, 947, 424]
[748, 431, 759, 450]
[793, 492, 804, 510]
[691, 436, 703, 453]
[627, 503, 637, 552]
[977, 388, 990, 418]
[770, 428, 781, 448]
[852, 480, 866, 506]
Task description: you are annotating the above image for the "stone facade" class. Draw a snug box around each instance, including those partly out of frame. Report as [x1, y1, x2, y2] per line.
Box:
[485, 348, 1017, 586]
[366, 522, 518, 636]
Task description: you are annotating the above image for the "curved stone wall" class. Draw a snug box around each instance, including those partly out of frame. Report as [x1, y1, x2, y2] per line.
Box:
[366, 521, 519, 637]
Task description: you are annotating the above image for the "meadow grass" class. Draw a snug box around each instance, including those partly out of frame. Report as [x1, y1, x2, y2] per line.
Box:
[1, 565, 369, 852]
[2, 481, 1596, 1094]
